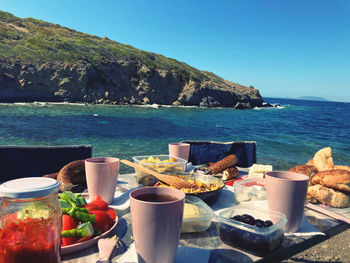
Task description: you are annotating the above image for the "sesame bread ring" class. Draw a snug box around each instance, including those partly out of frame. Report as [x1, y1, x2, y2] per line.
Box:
[57, 160, 86, 191]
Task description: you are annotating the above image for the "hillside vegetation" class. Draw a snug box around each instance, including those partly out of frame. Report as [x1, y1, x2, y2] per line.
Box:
[0, 10, 263, 108]
[0, 11, 205, 81]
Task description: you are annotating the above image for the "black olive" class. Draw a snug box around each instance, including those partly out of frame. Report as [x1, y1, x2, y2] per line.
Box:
[255, 219, 265, 228]
[264, 220, 273, 227]
[232, 215, 243, 222]
[241, 214, 256, 225]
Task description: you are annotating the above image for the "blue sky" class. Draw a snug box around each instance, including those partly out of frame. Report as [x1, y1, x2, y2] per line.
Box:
[1, 0, 349, 102]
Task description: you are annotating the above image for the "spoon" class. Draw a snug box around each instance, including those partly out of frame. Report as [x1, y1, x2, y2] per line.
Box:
[97, 236, 118, 263]
[121, 159, 191, 189]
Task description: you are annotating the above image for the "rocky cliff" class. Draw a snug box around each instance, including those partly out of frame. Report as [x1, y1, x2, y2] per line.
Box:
[0, 11, 263, 108]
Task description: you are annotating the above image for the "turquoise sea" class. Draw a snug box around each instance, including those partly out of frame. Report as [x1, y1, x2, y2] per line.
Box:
[0, 98, 349, 173]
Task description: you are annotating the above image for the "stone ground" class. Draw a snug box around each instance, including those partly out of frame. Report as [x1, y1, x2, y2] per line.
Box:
[281, 228, 350, 263]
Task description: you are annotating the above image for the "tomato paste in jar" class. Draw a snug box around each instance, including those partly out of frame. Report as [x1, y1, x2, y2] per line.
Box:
[0, 216, 60, 263]
[0, 177, 62, 263]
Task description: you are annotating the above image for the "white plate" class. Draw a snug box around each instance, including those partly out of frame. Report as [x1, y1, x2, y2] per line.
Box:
[61, 218, 118, 255]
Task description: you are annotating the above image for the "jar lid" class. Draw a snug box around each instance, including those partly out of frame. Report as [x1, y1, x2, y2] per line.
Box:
[0, 177, 60, 198]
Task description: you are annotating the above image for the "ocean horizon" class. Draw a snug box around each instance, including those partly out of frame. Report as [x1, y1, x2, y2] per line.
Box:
[1, 97, 349, 173]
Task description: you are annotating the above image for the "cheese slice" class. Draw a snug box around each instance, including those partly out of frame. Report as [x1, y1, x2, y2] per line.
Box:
[248, 164, 273, 178]
[183, 203, 200, 218]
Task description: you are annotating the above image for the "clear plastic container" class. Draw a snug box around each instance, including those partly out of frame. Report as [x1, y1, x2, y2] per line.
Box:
[132, 154, 187, 183]
[218, 204, 286, 255]
[0, 177, 61, 263]
[234, 178, 266, 202]
[182, 196, 215, 233]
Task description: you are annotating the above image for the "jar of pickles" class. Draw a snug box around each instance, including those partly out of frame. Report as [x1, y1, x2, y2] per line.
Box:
[0, 177, 62, 263]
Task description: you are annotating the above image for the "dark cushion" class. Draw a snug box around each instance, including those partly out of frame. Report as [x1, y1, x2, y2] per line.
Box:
[182, 141, 256, 167]
[0, 145, 92, 183]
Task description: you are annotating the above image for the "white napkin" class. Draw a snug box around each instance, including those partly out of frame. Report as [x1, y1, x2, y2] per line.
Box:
[219, 198, 324, 236]
[285, 215, 325, 236]
[116, 243, 210, 263]
[108, 186, 133, 211]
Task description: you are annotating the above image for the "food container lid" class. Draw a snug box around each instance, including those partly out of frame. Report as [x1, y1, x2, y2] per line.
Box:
[133, 154, 187, 164]
[0, 177, 60, 198]
[234, 178, 265, 188]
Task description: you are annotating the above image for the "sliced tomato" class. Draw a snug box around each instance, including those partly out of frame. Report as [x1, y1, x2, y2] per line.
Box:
[89, 210, 115, 233]
[105, 208, 117, 220]
[61, 214, 78, 246]
[84, 195, 109, 211]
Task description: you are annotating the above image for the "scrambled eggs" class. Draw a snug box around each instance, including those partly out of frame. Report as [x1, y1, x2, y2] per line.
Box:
[140, 156, 182, 173]
[154, 178, 220, 194]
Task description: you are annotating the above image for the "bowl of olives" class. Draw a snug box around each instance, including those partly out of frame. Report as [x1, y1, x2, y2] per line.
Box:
[217, 204, 287, 255]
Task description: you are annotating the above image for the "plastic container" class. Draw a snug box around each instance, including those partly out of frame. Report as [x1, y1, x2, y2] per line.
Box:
[182, 196, 215, 233]
[0, 177, 61, 263]
[234, 178, 266, 202]
[218, 204, 286, 255]
[132, 154, 187, 183]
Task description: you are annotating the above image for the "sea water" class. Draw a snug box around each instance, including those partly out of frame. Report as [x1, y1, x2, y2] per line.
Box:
[0, 98, 349, 173]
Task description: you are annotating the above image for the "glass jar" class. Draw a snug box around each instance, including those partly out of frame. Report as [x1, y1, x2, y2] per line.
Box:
[0, 177, 61, 263]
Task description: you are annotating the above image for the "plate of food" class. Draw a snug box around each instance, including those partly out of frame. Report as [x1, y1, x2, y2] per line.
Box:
[59, 191, 118, 255]
[140, 172, 225, 203]
[61, 219, 118, 255]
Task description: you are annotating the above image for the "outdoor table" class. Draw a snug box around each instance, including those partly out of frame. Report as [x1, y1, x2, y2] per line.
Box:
[62, 173, 350, 263]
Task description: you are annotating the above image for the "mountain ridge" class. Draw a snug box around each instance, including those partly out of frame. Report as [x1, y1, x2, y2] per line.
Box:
[0, 10, 263, 108]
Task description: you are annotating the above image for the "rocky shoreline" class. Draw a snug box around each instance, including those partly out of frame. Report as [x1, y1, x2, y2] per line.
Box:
[0, 58, 264, 109]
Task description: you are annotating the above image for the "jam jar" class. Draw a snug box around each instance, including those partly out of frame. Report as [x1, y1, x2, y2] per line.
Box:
[0, 177, 62, 263]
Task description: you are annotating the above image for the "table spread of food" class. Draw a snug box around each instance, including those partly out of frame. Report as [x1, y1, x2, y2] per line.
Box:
[1, 145, 349, 263]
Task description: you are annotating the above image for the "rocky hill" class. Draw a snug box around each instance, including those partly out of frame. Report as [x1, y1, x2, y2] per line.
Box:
[0, 11, 263, 108]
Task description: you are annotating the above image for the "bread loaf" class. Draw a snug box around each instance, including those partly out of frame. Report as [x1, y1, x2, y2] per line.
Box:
[222, 166, 239, 180]
[311, 169, 350, 192]
[43, 172, 58, 179]
[288, 165, 318, 182]
[208, 154, 238, 174]
[57, 160, 86, 191]
[306, 159, 315, 166]
[313, 147, 334, 172]
[334, 165, 350, 172]
[307, 184, 350, 208]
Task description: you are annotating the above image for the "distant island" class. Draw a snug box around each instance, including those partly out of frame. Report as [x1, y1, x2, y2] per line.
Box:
[0, 11, 263, 109]
[297, 96, 329, 102]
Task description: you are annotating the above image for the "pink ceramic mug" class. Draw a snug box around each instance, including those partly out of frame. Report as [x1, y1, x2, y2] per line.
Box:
[168, 143, 190, 161]
[265, 171, 309, 233]
[85, 157, 120, 204]
[130, 187, 185, 263]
